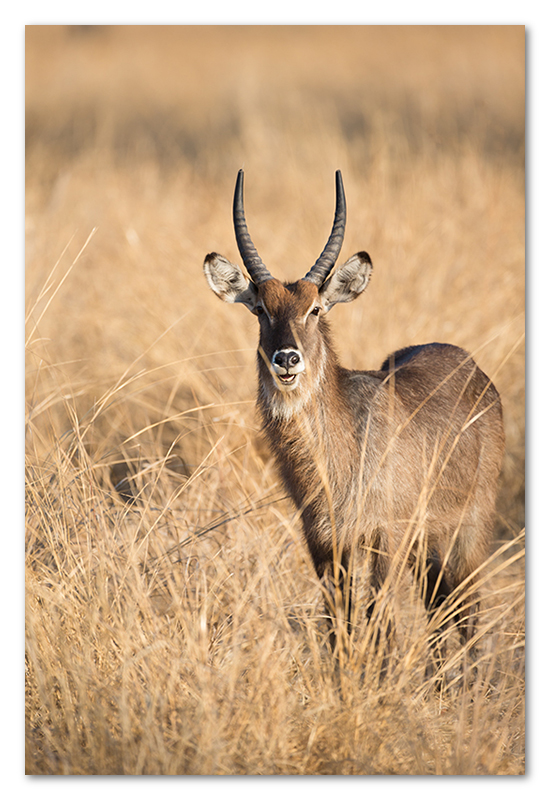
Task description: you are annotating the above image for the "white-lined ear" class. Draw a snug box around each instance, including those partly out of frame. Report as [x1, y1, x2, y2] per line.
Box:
[319, 251, 372, 311]
[203, 252, 258, 311]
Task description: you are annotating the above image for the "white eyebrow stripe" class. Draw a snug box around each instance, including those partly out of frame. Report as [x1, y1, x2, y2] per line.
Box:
[303, 298, 320, 319]
[258, 300, 273, 324]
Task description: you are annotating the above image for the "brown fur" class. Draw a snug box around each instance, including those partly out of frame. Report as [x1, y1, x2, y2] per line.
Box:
[203, 177, 505, 662]
[256, 292, 504, 651]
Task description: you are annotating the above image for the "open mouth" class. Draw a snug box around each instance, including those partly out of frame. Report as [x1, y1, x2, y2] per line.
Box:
[277, 373, 297, 386]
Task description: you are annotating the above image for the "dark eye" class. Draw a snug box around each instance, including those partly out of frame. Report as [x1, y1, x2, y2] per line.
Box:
[310, 306, 321, 317]
[255, 305, 264, 316]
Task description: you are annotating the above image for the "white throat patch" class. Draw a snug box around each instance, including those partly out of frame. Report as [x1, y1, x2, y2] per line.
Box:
[261, 350, 327, 422]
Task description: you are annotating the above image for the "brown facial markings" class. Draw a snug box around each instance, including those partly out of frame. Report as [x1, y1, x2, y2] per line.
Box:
[255, 279, 325, 391]
[258, 279, 320, 318]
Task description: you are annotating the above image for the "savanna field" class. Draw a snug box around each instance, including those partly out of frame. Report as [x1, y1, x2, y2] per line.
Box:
[25, 25, 525, 775]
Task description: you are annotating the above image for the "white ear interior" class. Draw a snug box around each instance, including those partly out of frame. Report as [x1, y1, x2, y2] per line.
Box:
[203, 253, 258, 310]
[320, 251, 372, 310]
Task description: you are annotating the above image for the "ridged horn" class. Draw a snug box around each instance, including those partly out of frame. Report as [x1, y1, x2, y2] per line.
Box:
[233, 169, 274, 285]
[302, 170, 346, 286]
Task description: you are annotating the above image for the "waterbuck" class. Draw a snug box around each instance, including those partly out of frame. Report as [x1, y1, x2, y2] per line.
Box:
[204, 169, 504, 662]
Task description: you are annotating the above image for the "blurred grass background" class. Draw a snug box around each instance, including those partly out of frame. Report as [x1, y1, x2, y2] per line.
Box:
[25, 25, 524, 774]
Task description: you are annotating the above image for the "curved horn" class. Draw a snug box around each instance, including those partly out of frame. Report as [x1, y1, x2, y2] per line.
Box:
[302, 170, 346, 286]
[233, 169, 274, 285]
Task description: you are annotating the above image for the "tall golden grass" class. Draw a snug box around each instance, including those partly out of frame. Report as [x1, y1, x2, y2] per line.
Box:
[25, 25, 524, 774]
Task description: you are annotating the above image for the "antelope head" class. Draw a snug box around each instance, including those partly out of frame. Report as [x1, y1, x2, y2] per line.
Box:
[203, 170, 373, 413]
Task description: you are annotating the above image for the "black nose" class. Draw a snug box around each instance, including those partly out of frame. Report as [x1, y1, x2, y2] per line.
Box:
[273, 350, 301, 370]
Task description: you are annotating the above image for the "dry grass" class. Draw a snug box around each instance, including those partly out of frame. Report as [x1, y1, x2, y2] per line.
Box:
[25, 25, 524, 775]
